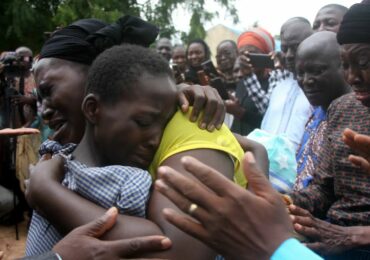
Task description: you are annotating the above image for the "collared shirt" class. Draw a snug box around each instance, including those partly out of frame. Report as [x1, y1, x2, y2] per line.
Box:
[261, 76, 312, 151]
[26, 140, 152, 256]
[242, 70, 292, 115]
[291, 93, 370, 226]
[294, 106, 327, 191]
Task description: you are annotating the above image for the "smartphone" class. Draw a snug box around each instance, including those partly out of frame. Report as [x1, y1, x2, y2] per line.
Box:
[248, 53, 274, 69]
[201, 60, 219, 78]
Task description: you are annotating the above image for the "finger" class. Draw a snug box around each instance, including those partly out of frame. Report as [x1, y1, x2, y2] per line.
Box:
[202, 88, 225, 131]
[239, 55, 251, 66]
[211, 100, 226, 130]
[106, 235, 172, 257]
[198, 87, 219, 131]
[181, 156, 243, 196]
[293, 223, 320, 239]
[177, 84, 190, 113]
[343, 128, 357, 139]
[74, 207, 118, 237]
[290, 214, 314, 227]
[242, 152, 276, 197]
[348, 155, 370, 173]
[342, 128, 357, 149]
[354, 133, 370, 154]
[156, 167, 217, 215]
[189, 85, 206, 123]
[288, 204, 311, 217]
[162, 208, 210, 243]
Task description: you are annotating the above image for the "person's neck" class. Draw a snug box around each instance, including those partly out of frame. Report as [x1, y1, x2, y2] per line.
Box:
[256, 70, 269, 82]
[223, 70, 235, 82]
[73, 126, 102, 167]
[323, 82, 352, 110]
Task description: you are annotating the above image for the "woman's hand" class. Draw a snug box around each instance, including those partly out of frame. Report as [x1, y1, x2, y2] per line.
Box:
[155, 152, 293, 260]
[343, 128, 370, 174]
[289, 204, 369, 255]
[177, 83, 225, 131]
[239, 51, 253, 76]
[270, 51, 285, 70]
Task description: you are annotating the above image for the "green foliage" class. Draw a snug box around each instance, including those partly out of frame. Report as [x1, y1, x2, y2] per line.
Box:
[0, 0, 238, 52]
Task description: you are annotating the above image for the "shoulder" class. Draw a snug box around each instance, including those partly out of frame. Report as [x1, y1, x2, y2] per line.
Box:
[327, 93, 361, 118]
[149, 109, 246, 186]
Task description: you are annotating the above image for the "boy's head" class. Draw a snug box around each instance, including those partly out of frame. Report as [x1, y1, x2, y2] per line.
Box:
[83, 44, 177, 168]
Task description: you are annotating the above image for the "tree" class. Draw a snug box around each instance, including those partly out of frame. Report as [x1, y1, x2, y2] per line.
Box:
[0, 0, 239, 52]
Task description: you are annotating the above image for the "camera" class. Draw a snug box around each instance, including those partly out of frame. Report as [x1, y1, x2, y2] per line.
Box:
[0, 51, 31, 78]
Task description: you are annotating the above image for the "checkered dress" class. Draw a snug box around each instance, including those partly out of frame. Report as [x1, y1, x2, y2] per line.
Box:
[242, 70, 292, 115]
[25, 140, 152, 256]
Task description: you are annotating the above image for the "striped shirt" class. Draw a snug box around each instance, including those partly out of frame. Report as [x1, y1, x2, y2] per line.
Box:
[25, 140, 152, 256]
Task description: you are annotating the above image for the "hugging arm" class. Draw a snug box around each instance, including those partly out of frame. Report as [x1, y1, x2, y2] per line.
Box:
[26, 157, 163, 239]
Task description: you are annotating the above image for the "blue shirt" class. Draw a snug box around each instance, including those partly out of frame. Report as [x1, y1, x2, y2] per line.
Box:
[271, 238, 322, 260]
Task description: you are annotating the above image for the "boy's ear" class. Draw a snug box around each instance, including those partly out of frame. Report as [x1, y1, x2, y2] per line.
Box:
[82, 93, 100, 125]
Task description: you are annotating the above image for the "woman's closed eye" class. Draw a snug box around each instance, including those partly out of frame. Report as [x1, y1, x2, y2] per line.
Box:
[134, 117, 155, 128]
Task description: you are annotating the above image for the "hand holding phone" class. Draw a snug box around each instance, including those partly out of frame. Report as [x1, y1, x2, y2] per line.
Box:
[201, 60, 219, 78]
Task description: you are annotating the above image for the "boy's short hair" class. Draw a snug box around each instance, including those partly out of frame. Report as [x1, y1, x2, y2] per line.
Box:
[86, 44, 173, 104]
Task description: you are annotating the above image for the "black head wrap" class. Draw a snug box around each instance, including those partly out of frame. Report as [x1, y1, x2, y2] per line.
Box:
[337, 2, 370, 44]
[39, 15, 159, 65]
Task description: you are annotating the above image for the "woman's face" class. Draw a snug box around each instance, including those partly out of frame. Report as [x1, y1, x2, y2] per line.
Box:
[35, 58, 88, 144]
[187, 42, 206, 68]
[341, 43, 370, 107]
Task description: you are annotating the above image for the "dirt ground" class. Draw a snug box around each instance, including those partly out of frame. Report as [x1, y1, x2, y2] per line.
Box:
[0, 216, 28, 260]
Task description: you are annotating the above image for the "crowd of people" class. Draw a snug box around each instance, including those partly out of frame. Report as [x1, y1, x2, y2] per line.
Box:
[0, 0, 370, 259]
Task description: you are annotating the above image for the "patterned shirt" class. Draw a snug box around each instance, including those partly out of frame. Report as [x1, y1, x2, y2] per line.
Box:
[26, 140, 152, 256]
[242, 69, 292, 115]
[294, 106, 327, 191]
[291, 93, 370, 226]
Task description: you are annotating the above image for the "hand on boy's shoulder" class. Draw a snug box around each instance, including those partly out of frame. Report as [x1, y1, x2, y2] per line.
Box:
[177, 83, 225, 132]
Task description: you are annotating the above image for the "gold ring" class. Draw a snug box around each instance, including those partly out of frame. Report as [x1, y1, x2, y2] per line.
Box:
[188, 203, 198, 215]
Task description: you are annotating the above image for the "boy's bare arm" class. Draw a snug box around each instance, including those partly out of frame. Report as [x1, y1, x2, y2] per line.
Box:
[142, 149, 234, 259]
